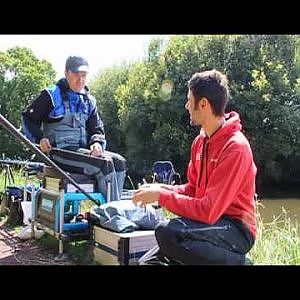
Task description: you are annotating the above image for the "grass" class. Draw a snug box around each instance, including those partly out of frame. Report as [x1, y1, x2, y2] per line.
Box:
[0, 167, 27, 189]
[35, 234, 95, 264]
[248, 202, 300, 265]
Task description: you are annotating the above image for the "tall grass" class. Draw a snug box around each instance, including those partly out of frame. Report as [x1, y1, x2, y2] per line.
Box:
[0, 167, 26, 190]
[249, 202, 300, 265]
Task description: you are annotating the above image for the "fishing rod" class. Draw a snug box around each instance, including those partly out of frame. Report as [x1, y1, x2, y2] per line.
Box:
[0, 158, 44, 169]
[0, 113, 101, 205]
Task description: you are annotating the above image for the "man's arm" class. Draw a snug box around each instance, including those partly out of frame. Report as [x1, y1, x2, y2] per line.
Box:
[133, 142, 254, 225]
[21, 90, 53, 143]
[159, 147, 254, 224]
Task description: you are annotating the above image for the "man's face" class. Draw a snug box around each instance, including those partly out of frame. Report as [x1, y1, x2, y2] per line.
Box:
[185, 89, 203, 126]
[65, 70, 88, 92]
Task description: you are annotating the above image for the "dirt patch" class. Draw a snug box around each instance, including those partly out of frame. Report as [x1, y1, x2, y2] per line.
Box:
[0, 220, 75, 265]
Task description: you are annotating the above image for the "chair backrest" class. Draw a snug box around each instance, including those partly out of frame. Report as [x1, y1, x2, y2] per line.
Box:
[153, 161, 179, 185]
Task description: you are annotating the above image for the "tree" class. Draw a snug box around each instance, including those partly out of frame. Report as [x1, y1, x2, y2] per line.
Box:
[91, 35, 300, 187]
[90, 64, 131, 153]
[226, 35, 300, 184]
[0, 47, 56, 158]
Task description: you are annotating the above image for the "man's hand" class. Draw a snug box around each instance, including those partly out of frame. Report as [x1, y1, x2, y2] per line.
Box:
[132, 185, 161, 207]
[39, 138, 52, 153]
[90, 142, 103, 157]
[140, 183, 173, 191]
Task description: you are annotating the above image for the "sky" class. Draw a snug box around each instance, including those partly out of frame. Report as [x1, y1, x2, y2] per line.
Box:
[0, 34, 171, 81]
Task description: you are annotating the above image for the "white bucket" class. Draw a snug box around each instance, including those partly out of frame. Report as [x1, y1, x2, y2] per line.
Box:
[21, 201, 32, 225]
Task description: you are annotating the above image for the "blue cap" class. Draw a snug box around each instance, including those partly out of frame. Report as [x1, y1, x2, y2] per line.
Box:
[65, 56, 89, 73]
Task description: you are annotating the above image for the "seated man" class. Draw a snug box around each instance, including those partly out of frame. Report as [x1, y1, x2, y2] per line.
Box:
[133, 69, 257, 265]
[22, 55, 126, 201]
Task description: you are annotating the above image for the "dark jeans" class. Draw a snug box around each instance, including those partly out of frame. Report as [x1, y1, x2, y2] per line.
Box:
[155, 216, 255, 265]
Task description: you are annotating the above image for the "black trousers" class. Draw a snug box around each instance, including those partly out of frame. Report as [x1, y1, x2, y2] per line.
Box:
[155, 216, 255, 265]
[49, 148, 127, 201]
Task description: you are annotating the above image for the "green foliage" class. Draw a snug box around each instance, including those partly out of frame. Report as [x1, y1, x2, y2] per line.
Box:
[87, 35, 300, 186]
[226, 35, 300, 183]
[115, 59, 167, 177]
[0, 47, 56, 159]
[1, 36, 300, 186]
[90, 64, 130, 153]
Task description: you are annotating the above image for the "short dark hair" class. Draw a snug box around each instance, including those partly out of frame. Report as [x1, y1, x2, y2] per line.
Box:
[188, 69, 229, 116]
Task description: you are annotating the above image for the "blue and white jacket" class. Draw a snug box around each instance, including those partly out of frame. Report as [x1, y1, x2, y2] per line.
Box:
[22, 78, 106, 150]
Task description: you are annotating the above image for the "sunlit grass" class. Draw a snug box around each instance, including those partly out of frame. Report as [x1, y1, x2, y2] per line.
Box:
[249, 202, 300, 265]
[0, 167, 26, 190]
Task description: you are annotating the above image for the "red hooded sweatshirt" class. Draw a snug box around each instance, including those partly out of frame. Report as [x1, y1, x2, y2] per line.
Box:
[159, 111, 257, 238]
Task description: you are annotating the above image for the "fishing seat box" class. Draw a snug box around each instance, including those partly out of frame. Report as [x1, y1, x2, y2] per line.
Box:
[35, 167, 96, 230]
[93, 225, 158, 265]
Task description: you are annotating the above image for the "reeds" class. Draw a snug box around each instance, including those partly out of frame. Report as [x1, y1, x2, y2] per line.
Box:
[249, 201, 300, 265]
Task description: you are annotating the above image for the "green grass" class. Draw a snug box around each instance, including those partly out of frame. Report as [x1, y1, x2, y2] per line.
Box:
[0, 167, 27, 189]
[35, 234, 94, 264]
[248, 203, 300, 265]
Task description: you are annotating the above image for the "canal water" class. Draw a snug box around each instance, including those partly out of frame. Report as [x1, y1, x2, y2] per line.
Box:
[257, 198, 300, 235]
[258, 198, 300, 221]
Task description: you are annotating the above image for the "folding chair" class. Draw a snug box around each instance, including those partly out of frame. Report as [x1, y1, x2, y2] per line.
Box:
[152, 161, 181, 185]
